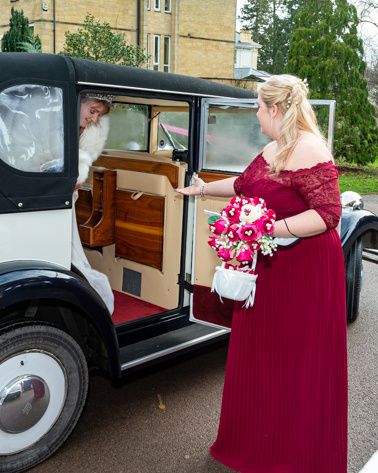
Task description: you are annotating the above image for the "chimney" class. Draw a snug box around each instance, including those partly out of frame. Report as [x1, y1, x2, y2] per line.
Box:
[239, 30, 251, 43]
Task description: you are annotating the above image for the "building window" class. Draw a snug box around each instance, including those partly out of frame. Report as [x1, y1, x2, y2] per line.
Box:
[163, 36, 170, 72]
[147, 0, 151, 10]
[154, 0, 161, 11]
[146, 33, 150, 69]
[164, 0, 171, 12]
[153, 35, 160, 71]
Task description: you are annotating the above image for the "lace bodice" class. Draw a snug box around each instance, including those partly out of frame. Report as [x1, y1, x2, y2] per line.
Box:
[234, 153, 341, 229]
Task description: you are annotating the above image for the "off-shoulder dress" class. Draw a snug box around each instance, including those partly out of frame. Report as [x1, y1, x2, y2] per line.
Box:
[210, 153, 347, 473]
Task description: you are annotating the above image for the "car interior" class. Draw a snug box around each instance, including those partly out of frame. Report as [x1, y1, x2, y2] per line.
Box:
[75, 95, 190, 325]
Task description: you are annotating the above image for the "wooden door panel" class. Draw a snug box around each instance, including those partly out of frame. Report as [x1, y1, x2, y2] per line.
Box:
[115, 190, 164, 270]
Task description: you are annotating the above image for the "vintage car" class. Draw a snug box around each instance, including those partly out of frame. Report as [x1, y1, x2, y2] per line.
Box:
[0, 53, 377, 473]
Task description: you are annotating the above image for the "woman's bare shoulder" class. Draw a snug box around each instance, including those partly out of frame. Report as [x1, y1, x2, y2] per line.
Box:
[262, 141, 277, 161]
[286, 133, 333, 170]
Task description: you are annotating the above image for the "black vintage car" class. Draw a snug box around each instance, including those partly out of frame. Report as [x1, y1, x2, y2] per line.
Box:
[0, 53, 377, 473]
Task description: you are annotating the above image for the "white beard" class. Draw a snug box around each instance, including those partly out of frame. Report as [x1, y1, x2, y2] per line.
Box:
[78, 115, 110, 184]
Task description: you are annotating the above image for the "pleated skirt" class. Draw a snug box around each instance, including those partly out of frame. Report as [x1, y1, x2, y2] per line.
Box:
[210, 230, 348, 473]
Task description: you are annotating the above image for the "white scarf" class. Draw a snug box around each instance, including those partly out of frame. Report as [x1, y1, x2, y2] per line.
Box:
[78, 115, 110, 184]
[73, 115, 114, 315]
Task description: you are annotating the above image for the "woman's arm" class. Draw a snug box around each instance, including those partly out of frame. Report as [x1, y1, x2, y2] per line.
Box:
[273, 210, 327, 238]
[176, 175, 237, 198]
[274, 160, 341, 238]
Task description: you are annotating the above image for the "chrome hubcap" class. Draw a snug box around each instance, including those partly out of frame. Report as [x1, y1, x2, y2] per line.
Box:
[0, 375, 50, 434]
[0, 352, 66, 454]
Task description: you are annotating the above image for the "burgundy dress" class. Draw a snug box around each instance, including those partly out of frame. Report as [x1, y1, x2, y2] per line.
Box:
[210, 154, 347, 473]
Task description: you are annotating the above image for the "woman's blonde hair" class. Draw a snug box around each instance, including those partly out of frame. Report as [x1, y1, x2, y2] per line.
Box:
[258, 74, 324, 173]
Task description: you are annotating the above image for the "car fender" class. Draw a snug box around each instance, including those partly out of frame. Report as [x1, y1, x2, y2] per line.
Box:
[0, 260, 120, 378]
[341, 209, 378, 257]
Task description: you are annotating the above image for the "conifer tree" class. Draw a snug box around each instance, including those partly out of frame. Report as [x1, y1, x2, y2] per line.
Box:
[1, 8, 41, 53]
[287, 0, 378, 164]
[239, 0, 306, 73]
[240, 0, 283, 73]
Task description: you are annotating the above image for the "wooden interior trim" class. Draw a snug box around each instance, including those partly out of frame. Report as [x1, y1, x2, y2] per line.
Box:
[94, 155, 179, 188]
[115, 190, 164, 271]
[198, 170, 237, 183]
[77, 187, 165, 270]
[76, 189, 92, 224]
[78, 169, 117, 247]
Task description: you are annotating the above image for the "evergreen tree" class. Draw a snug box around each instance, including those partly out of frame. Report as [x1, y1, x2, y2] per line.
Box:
[287, 0, 378, 164]
[239, 0, 278, 73]
[1, 8, 41, 53]
[62, 14, 146, 67]
[239, 0, 306, 73]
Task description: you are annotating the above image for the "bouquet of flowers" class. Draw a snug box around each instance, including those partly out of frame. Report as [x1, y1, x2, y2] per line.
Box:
[207, 195, 277, 308]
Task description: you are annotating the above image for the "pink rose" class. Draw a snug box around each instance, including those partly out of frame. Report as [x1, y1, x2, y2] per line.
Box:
[262, 218, 275, 235]
[222, 205, 240, 224]
[239, 224, 261, 242]
[241, 197, 253, 206]
[229, 196, 242, 207]
[251, 241, 261, 251]
[208, 235, 219, 250]
[217, 247, 233, 262]
[251, 196, 263, 207]
[226, 224, 240, 242]
[209, 217, 228, 235]
[236, 247, 254, 263]
[265, 209, 276, 220]
[254, 214, 275, 235]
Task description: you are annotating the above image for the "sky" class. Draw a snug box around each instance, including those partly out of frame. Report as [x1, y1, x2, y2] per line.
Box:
[236, 0, 378, 65]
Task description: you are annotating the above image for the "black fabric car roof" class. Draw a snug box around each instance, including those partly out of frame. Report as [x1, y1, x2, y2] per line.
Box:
[0, 53, 255, 99]
[0, 53, 74, 85]
[70, 57, 256, 99]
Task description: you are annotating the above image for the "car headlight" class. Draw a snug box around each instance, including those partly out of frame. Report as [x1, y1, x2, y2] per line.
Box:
[341, 191, 364, 210]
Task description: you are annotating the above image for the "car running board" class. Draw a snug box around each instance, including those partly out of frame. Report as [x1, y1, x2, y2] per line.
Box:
[119, 323, 228, 371]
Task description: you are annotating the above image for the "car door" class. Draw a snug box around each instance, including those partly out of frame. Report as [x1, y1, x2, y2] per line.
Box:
[0, 55, 77, 269]
[189, 98, 336, 329]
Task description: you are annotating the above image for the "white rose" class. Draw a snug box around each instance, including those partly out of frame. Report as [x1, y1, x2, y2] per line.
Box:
[240, 204, 262, 223]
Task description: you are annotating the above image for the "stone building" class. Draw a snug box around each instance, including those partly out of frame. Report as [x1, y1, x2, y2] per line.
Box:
[0, 0, 238, 81]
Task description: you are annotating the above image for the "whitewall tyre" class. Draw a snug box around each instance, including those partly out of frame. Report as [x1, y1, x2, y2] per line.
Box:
[0, 324, 88, 473]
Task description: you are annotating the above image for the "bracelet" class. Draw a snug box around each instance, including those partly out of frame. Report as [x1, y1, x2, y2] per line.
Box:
[283, 218, 300, 238]
[200, 184, 206, 200]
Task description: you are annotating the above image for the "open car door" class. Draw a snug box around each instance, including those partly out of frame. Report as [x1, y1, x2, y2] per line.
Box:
[189, 98, 336, 330]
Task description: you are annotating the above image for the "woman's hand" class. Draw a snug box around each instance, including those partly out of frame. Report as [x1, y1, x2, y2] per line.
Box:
[176, 173, 205, 196]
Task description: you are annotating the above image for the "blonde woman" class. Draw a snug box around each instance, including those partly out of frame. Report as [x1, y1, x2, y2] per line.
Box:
[176, 75, 346, 472]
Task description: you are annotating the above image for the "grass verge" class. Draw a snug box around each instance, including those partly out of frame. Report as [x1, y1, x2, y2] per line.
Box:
[338, 158, 378, 195]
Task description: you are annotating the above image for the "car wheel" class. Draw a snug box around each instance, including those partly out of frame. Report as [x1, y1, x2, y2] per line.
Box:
[346, 238, 363, 323]
[0, 324, 88, 473]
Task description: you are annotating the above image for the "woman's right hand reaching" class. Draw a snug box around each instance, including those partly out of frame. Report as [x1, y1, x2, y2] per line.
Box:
[176, 173, 206, 196]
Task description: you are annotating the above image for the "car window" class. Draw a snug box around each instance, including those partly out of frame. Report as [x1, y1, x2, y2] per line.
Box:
[105, 104, 149, 151]
[157, 111, 189, 151]
[203, 104, 269, 173]
[0, 84, 64, 173]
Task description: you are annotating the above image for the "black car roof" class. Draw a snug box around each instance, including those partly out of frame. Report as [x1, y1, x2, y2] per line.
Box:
[0, 52, 256, 100]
